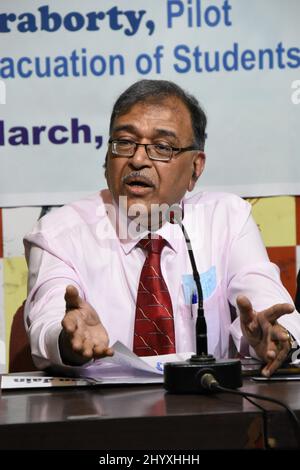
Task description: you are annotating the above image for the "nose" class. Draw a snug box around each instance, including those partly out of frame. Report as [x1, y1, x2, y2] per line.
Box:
[129, 143, 152, 169]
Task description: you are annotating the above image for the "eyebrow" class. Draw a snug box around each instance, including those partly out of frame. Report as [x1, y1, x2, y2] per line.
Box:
[112, 124, 178, 140]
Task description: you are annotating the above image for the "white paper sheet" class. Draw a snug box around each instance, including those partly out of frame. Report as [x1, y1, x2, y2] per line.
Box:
[80, 341, 193, 380]
[0, 342, 194, 389]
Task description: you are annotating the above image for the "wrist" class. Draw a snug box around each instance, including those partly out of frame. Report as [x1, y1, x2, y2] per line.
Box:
[280, 326, 298, 361]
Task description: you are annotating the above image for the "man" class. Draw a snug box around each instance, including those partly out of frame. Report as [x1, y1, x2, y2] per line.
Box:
[24, 79, 300, 376]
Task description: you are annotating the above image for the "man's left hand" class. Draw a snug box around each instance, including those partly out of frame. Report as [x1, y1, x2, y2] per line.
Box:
[237, 295, 295, 377]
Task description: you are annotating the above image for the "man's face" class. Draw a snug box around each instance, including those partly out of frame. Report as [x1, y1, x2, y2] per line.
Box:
[106, 96, 205, 222]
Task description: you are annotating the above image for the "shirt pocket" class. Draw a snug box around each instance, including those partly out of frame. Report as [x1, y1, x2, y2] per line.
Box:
[203, 284, 222, 357]
[179, 277, 221, 356]
[182, 267, 217, 304]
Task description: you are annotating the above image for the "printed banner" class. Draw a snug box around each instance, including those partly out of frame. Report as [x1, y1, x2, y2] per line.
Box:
[0, 0, 299, 206]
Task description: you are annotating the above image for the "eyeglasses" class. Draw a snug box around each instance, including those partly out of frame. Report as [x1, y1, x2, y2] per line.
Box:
[108, 139, 200, 162]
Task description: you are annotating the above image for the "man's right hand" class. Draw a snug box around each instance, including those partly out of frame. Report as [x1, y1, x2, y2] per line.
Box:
[59, 285, 114, 366]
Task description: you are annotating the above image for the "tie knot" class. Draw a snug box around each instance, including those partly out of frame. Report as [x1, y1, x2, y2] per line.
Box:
[138, 235, 166, 254]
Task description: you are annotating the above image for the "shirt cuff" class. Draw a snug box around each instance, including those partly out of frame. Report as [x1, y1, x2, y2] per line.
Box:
[44, 322, 65, 366]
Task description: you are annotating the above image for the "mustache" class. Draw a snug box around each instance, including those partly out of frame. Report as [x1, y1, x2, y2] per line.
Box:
[121, 171, 156, 187]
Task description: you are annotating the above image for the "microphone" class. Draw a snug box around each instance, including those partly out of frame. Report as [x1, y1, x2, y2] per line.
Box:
[169, 206, 210, 358]
[163, 206, 242, 393]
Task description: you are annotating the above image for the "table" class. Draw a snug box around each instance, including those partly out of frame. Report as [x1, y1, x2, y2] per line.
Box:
[0, 378, 300, 449]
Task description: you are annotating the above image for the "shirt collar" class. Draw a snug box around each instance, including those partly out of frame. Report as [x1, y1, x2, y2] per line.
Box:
[104, 192, 185, 255]
[116, 204, 184, 255]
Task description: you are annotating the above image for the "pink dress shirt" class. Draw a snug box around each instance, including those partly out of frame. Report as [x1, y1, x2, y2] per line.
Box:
[24, 190, 300, 369]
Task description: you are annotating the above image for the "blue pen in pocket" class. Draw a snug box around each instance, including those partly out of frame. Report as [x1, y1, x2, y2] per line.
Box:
[191, 291, 198, 317]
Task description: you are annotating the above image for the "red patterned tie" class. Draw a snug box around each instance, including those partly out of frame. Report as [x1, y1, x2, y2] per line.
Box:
[133, 235, 176, 356]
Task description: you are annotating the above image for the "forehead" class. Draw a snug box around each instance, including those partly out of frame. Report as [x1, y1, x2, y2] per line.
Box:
[111, 97, 193, 140]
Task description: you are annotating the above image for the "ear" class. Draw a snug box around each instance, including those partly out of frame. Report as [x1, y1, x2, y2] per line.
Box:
[104, 152, 109, 181]
[188, 151, 205, 192]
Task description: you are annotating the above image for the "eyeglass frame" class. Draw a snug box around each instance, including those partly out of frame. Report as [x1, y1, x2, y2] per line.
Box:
[108, 138, 201, 162]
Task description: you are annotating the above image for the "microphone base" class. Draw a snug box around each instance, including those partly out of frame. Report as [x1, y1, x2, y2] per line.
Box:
[164, 356, 242, 393]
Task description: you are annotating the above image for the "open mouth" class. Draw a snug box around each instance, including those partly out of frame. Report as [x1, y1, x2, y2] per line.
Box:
[123, 175, 155, 192]
[127, 181, 152, 188]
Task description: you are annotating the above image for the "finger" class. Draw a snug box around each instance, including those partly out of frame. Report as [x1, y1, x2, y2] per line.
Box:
[61, 308, 82, 334]
[81, 338, 95, 359]
[70, 331, 96, 359]
[266, 349, 276, 360]
[262, 358, 283, 377]
[261, 343, 290, 377]
[64, 285, 82, 311]
[71, 330, 86, 353]
[73, 340, 114, 360]
[271, 325, 290, 343]
[81, 337, 111, 359]
[263, 303, 295, 324]
[237, 295, 257, 331]
[93, 345, 114, 359]
[105, 347, 114, 357]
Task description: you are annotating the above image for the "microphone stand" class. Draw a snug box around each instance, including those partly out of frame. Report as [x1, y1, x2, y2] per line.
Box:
[163, 212, 242, 393]
[180, 222, 211, 360]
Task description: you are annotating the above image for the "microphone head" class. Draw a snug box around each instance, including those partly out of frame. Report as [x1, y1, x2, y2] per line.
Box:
[167, 204, 183, 226]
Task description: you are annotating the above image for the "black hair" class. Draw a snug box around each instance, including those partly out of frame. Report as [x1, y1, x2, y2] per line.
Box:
[109, 79, 207, 151]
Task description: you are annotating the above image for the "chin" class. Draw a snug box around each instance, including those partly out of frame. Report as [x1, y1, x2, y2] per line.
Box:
[127, 199, 151, 218]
